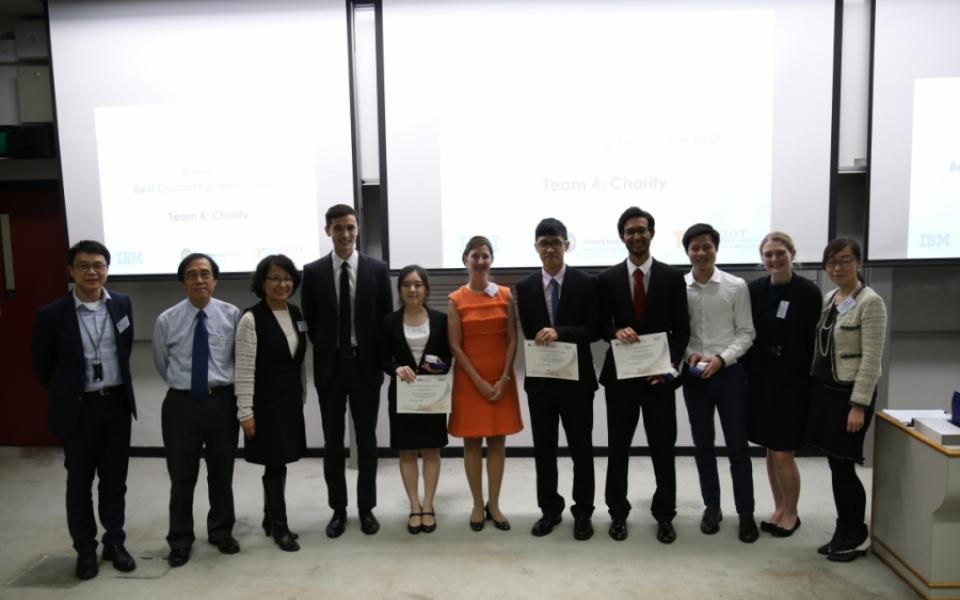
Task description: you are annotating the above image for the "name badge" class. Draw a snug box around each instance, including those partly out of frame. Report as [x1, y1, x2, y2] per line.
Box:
[836, 296, 856, 315]
[296, 320, 308, 333]
[776, 300, 789, 319]
[116, 315, 131, 333]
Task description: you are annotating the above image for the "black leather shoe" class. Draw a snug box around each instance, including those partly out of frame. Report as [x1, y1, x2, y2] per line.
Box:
[827, 524, 870, 562]
[102, 543, 136, 572]
[760, 520, 777, 533]
[531, 514, 562, 537]
[738, 515, 760, 543]
[359, 511, 380, 535]
[573, 516, 594, 541]
[75, 550, 98, 580]
[326, 511, 347, 538]
[818, 520, 842, 555]
[211, 536, 240, 554]
[771, 517, 801, 538]
[167, 547, 190, 568]
[407, 512, 422, 535]
[420, 511, 436, 534]
[484, 505, 511, 531]
[656, 520, 677, 544]
[700, 507, 722, 535]
[608, 518, 628, 541]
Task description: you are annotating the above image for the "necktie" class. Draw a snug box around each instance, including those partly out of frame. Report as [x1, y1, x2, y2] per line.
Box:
[191, 310, 209, 404]
[338, 262, 352, 356]
[549, 279, 560, 326]
[633, 268, 646, 323]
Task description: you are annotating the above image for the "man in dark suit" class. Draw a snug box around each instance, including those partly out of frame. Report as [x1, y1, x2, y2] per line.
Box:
[32, 240, 137, 580]
[516, 218, 599, 540]
[301, 203, 393, 537]
[596, 207, 689, 543]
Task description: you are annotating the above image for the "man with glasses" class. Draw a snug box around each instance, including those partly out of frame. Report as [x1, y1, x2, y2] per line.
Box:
[153, 253, 241, 567]
[516, 218, 600, 540]
[33, 240, 138, 580]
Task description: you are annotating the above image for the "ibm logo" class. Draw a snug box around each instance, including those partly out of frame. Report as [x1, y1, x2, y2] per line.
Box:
[117, 251, 144, 265]
[919, 234, 951, 248]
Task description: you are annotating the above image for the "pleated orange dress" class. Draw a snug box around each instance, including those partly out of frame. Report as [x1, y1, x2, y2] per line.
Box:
[447, 284, 523, 438]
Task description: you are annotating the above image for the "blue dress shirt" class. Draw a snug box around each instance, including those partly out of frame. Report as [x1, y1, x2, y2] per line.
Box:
[152, 297, 241, 389]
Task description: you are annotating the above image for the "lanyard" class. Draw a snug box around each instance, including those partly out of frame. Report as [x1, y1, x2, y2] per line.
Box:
[78, 304, 109, 367]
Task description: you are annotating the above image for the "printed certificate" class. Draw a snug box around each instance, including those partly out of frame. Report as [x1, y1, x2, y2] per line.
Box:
[397, 373, 453, 414]
[612, 332, 672, 380]
[523, 340, 579, 381]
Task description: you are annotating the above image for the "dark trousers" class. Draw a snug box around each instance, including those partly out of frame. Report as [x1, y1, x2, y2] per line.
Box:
[604, 381, 677, 522]
[317, 356, 380, 513]
[63, 389, 132, 553]
[527, 389, 595, 519]
[683, 363, 754, 515]
[161, 387, 239, 550]
[828, 456, 866, 528]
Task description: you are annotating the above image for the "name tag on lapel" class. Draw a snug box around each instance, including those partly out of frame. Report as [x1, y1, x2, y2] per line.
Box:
[116, 315, 131, 333]
[297, 320, 308, 333]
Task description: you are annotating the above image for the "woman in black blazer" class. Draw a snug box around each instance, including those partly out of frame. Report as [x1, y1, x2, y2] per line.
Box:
[381, 265, 452, 534]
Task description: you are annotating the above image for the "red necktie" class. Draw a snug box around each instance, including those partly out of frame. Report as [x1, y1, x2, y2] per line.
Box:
[633, 268, 646, 323]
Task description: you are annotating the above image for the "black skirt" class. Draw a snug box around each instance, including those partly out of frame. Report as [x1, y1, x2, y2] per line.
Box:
[806, 377, 875, 464]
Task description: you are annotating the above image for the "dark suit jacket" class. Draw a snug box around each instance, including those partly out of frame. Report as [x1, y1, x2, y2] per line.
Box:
[32, 290, 137, 439]
[596, 259, 689, 388]
[516, 266, 599, 395]
[301, 252, 393, 390]
[380, 307, 452, 403]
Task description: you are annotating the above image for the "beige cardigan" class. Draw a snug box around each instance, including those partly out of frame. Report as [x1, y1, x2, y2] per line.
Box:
[813, 285, 888, 407]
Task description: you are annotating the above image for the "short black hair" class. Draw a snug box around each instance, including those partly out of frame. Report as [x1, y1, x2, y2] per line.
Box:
[462, 235, 494, 262]
[177, 253, 220, 282]
[396, 264, 430, 300]
[617, 207, 656, 238]
[250, 254, 301, 299]
[534, 218, 568, 240]
[67, 240, 110, 266]
[325, 203, 357, 226]
[682, 223, 720, 251]
[822, 238, 862, 266]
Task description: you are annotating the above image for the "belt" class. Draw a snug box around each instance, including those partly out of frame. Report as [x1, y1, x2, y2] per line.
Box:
[172, 384, 234, 395]
[83, 385, 124, 397]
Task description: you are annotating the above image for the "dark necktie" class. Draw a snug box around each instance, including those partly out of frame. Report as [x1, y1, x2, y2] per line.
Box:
[191, 310, 209, 404]
[633, 268, 646, 324]
[338, 262, 352, 356]
[549, 278, 560, 326]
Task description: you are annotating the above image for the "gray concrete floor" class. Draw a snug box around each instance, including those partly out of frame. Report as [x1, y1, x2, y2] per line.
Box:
[0, 448, 915, 600]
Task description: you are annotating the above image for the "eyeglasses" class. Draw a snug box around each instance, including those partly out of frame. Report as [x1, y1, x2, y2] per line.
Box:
[535, 239, 566, 250]
[184, 269, 213, 281]
[266, 276, 294, 284]
[825, 256, 857, 269]
[73, 262, 108, 273]
[401, 282, 425, 290]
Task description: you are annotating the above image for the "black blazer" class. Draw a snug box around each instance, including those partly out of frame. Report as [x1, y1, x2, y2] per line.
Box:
[596, 259, 690, 387]
[301, 252, 393, 389]
[516, 266, 599, 395]
[32, 290, 137, 439]
[380, 307, 452, 403]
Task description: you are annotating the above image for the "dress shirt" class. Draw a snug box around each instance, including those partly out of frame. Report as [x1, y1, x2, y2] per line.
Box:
[626, 255, 652, 300]
[234, 309, 306, 421]
[541, 265, 567, 326]
[74, 289, 122, 390]
[331, 250, 359, 346]
[684, 268, 755, 366]
[153, 297, 241, 389]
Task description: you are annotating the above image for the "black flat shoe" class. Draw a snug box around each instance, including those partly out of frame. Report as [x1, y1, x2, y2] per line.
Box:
[771, 518, 801, 538]
[326, 511, 347, 538]
[420, 511, 437, 533]
[360, 511, 380, 535]
[484, 505, 510, 531]
[167, 547, 190, 568]
[211, 536, 240, 554]
[760, 520, 777, 533]
[656, 520, 677, 544]
[102, 543, 136, 572]
[407, 512, 422, 535]
[75, 550, 98, 580]
[530, 514, 562, 537]
[738, 516, 759, 544]
[262, 516, 298, 540]
[700, 507, 722, 535]
[573, 516, 594, 541]
[608, 518, 628, 541]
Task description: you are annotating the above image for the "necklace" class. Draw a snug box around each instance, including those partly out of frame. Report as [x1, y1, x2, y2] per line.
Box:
[817, 305, 837, 358]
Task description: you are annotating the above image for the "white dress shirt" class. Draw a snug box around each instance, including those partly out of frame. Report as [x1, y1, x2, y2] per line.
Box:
[626, 255, 653, 300]
[683, 268, 755, 366]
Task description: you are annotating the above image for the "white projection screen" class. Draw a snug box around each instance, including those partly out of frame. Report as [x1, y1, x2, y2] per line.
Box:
[868, 0, 960, 261]
[48, 0, 354, 275]
[383, 0, 836, 269]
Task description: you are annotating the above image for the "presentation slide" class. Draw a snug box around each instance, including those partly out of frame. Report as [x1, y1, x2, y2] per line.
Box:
[869, 0, 960, 261]
[48, 0, 354, 275]
[384, 0, 835, 269]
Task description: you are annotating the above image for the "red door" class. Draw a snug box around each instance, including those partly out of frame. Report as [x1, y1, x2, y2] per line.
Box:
[0, 184, 68, 445]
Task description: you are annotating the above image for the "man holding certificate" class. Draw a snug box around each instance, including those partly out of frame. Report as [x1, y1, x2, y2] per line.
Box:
[516, 218, 600, 540]
[596, 207, 689, 544]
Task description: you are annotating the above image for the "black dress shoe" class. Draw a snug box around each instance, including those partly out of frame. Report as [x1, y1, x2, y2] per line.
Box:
[738, 515, 760, 543]
[326, 511, 347, 538]
[470, 513, 485, 532]
[102, 543, 136, 572]
[700, 507, 722, 535]
[573, 516, 594, 541]
[420, 511, 437, 534]
[656, 520, 677, 544]
[771, 517, 801, 538]
[407, 512, 422, 535]
[608, 518, 628, 541]
[530, 514, 562, 537]
[359, 511, 380, 535]
[75, 550, 98, 580]
[484, 505, 510, 531]
[211, 536, 240, 554]
[167, 547, 190, 568]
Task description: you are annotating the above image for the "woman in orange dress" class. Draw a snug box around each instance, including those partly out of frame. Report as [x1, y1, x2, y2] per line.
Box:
[448, 235, 523, 531]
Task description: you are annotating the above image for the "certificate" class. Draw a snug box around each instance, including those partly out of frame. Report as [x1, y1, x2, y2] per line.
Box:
[397, 373, 453, 414]
[523, 340, 579, 381]
[612, 332, 673, 380]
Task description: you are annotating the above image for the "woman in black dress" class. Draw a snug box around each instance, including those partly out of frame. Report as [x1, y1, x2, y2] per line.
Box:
[745, 232, 821, 538]
[235, 254, 307, 551]
[381, 265, 452, 534]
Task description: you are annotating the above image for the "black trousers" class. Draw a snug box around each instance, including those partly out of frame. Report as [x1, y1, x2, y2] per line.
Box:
[317, 356, 380, 513]
[161, 387, 239, 550]
[63, 389, 131, 553]
[604, 380, 677, 522]
[527, 389, 595, 518]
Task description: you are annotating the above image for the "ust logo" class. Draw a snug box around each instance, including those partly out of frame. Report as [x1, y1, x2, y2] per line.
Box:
[919, 234, 951, 248]
[117, 251, 144, 265]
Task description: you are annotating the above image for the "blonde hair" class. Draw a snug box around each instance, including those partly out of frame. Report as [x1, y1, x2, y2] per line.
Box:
[759, 231, 796, 257]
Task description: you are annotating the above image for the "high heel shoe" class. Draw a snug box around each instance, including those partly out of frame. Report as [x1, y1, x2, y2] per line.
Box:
[470, 506, 485, 531]
[485, 504, 511, 531]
